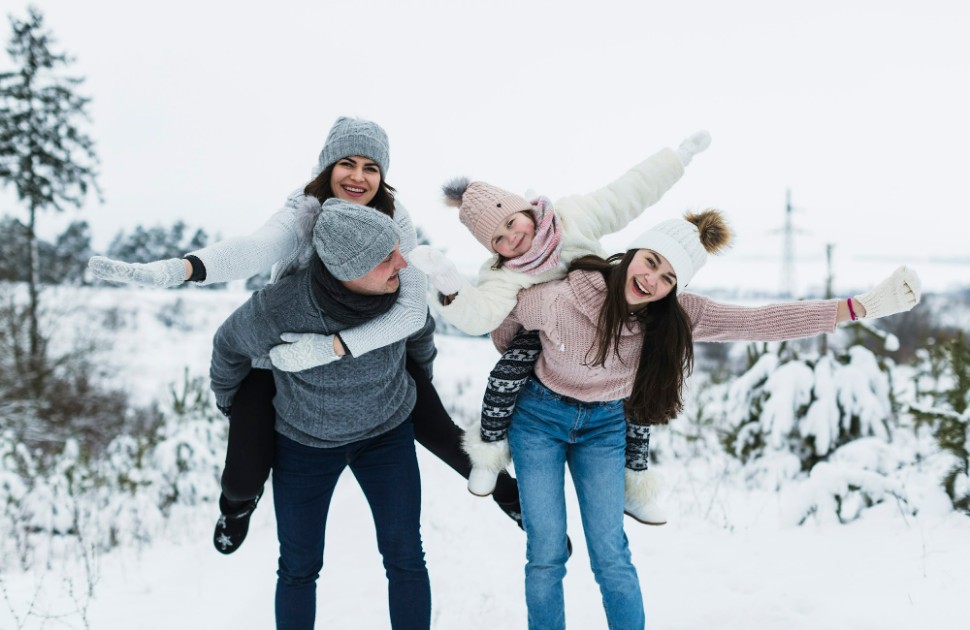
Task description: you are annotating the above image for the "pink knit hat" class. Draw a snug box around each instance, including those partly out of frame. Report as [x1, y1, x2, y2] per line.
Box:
[442, 177, 532, 252]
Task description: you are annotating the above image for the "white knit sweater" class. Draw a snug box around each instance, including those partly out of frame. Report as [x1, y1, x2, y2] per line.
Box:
[187, 189, 428, 357]
[432, 147, 685, 335]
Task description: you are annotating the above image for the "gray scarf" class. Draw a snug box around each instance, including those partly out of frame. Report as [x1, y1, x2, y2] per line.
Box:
[308, 256, 398, 326]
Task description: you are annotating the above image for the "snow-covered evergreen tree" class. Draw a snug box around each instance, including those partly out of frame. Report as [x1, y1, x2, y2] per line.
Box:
[720, 342, 911, 524]
[909, 332, 970, 514]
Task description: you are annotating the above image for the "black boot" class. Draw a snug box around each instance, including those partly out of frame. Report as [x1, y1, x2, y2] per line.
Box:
[494, 496, 573, 558]
[213, 492, 261, 555]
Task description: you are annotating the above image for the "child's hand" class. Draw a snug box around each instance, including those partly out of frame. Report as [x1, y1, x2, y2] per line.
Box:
[675, 130, 712, 167]
[855, 266, 922, 319]
[408, 245, 466, 296]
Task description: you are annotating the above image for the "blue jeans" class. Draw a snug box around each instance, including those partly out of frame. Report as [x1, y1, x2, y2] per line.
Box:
[272, 419, 431, 630]
[509, 379, 644, 630]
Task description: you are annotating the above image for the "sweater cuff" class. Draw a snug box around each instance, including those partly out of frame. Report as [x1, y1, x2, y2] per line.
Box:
[184, 255, 207, 283]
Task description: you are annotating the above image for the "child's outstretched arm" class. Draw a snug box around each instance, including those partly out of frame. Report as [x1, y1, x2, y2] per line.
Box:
[410, 246, 535, 336]
[555, 131, 709, 243]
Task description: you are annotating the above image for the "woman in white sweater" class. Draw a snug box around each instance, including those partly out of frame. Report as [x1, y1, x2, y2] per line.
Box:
[89, 116, 528, 554]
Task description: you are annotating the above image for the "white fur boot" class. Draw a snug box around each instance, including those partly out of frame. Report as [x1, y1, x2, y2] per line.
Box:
[462, 424, 511, 497]
[624, 468, 667, 525]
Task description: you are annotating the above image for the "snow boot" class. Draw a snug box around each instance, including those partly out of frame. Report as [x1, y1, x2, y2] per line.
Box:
[624, 468, 667, 526]
[213, 491, 261, 555]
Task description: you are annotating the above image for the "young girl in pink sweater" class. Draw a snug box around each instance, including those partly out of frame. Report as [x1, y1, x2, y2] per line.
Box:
[480, 209, 921, 629]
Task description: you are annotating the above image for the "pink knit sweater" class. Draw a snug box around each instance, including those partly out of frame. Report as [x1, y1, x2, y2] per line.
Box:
[492, 269, 839, 402]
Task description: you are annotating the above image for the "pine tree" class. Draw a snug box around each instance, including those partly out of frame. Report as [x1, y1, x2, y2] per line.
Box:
[0, 7, 99, 375]
[910, 332, 970, 514]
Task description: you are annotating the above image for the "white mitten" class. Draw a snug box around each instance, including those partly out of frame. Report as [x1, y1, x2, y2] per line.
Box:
[675, 129, 712, 167]
[854, 266, 922, 319]
[462, 424, 511, 497]
[624, 468, 667, 525]
[269, 333, 342, 372]
[408, 245, 467, 296]
[87, 256, 187, 288]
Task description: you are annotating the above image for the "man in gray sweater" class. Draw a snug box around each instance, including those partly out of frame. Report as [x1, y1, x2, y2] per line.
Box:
[210, 198, 434, 629]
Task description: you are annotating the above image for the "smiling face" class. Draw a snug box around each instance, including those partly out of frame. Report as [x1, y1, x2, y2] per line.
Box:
[342, 243, 407, 295]
[625, 248, 678, 308]
[329, 156, 381, 206]
[490, 211, 536, 258]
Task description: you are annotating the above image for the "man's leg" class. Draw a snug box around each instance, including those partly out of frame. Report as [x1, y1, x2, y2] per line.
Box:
[273, 433, 345, 630]
[350, 418, 431, 630]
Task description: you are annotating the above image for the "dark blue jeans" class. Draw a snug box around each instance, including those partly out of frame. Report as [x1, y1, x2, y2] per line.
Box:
[272, 418, 431, 630]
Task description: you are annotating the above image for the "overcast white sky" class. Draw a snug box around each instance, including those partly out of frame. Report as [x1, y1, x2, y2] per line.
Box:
[5, 0, 969, 295]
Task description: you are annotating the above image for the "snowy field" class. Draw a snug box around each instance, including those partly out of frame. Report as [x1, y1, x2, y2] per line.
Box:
[2, 285, 969, 630]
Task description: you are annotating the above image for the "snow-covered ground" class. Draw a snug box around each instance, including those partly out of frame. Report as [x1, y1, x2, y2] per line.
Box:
[2, 286, 969, 629]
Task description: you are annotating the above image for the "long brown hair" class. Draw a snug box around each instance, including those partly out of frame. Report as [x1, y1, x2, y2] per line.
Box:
[304, 163, 397, 218]
[569, 252, 694, 426]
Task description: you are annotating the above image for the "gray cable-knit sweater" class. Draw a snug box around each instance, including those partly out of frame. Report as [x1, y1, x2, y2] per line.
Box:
[188, 190, 428, 360]
[209, 263, 437, 448]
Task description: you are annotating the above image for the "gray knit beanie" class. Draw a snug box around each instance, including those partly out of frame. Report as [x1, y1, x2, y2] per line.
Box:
[313, 198, 402, 281]
[314, 116, 391, 178]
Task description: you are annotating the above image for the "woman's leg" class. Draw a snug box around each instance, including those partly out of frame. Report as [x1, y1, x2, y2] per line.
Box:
[350, 419, 431, 630]
[214, 368, 277, 554]
[508, 380, 572, 630]
[405, 358, 521, 522]
[272, 433, 346, 630]
[569, 403, 645, 630]
[221, 368, 276, 501]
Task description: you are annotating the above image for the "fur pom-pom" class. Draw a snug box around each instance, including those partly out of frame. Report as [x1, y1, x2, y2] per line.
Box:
[685, 209, 732, 254]
[442, 176, 471, 207]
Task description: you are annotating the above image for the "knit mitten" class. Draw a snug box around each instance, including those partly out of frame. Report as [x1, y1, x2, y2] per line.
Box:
[269, 333, 342, 372]
[854, 266, 921, 319]
[624, 468, 667, 525]
[408, 245, 467, 296]
[674, 129, 712, 167]
[462, 423, 511, 497]
[87, 255, 187, 288]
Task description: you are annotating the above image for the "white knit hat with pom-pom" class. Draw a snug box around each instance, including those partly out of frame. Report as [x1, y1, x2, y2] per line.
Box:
[627, 209, 731, 287]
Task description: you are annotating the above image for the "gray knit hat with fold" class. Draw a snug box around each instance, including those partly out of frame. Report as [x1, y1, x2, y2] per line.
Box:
[313, 116, 391, 178]
[313, 198, 402, 281]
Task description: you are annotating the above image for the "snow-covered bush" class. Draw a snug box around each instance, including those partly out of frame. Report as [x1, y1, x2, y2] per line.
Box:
[719, 342, 910, 523]
[0, 368, 226, 571]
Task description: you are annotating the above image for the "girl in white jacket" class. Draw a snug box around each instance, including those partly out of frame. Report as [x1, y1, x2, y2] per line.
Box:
[409, 130, 711, 524]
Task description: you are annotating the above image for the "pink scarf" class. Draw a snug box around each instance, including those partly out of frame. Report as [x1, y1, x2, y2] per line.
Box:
[503, 195, 564, 275]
